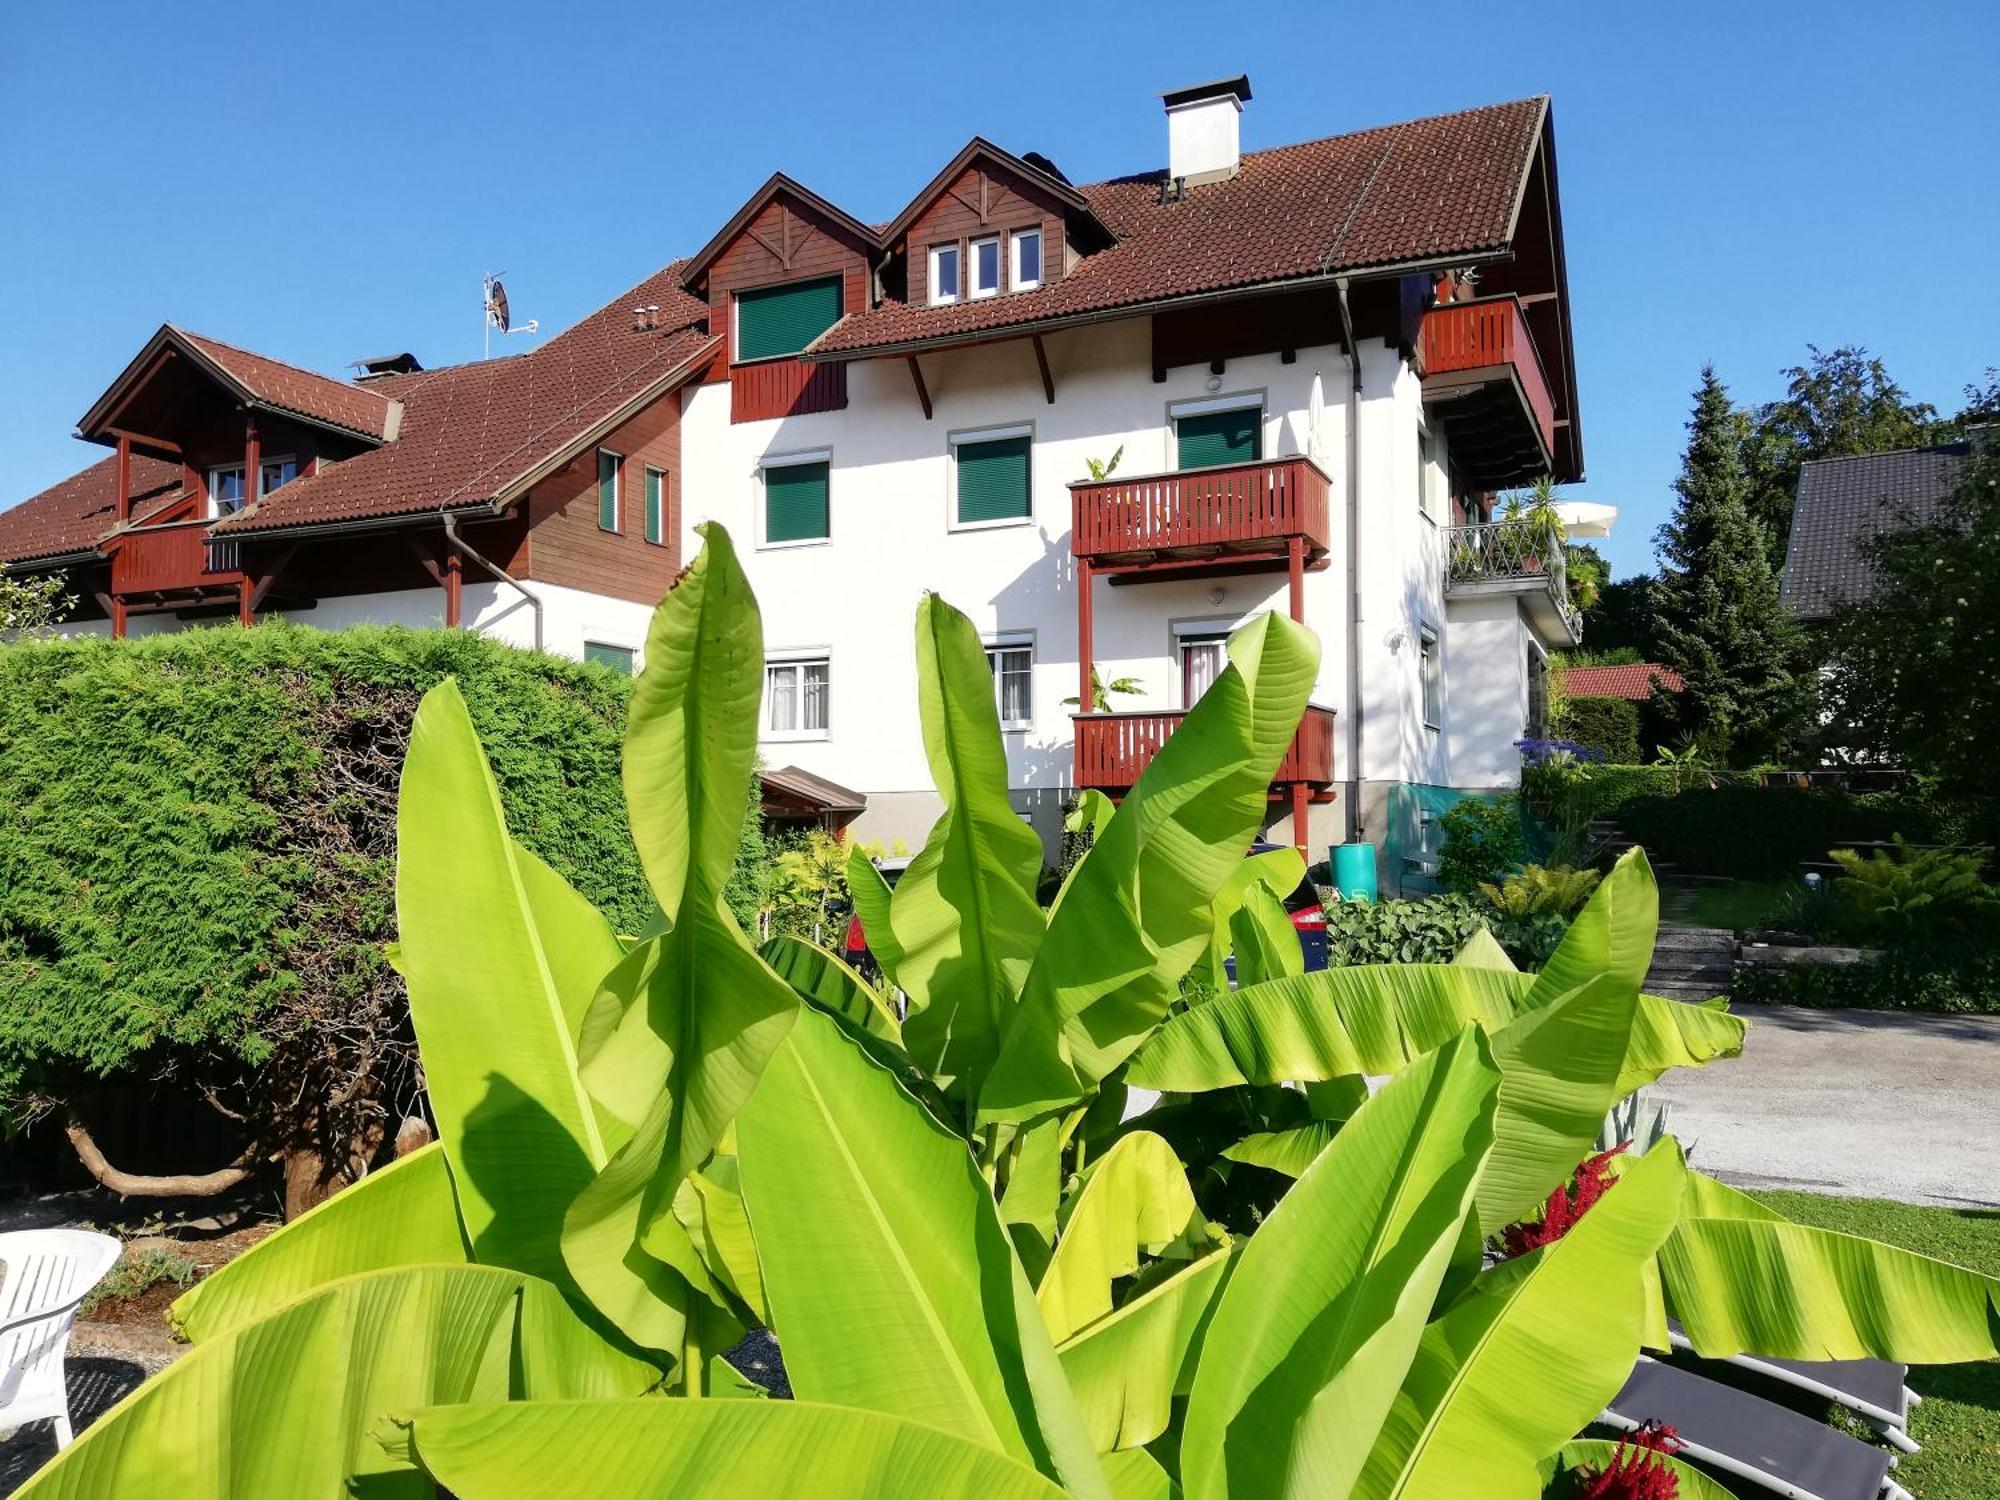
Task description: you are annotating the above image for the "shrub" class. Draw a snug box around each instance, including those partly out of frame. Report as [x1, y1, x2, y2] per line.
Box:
[1613, 785, 1947, 879]
[1481, 864, 1603, 918]
[1734, 941, 2000, 1015]
[80, 1245, 199, 1318]
[1560, 696, 1640, 763]
[0, 625, 762, 1215]
[1827, 838, 1996, 940]
[1322, 893, 1567, 970]
[1436, 796, 1527, 893]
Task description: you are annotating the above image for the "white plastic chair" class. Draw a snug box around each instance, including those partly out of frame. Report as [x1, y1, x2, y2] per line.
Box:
[0, 1230, 122, 1449]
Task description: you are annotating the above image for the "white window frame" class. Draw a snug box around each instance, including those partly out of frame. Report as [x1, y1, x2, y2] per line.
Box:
[1419, 624, 1442, 731]
[207, 464, 247, 519]
[969, 234, 1001, 299]
[1417, 424, 1444, 526]
[1170, 615, 1245, 712]
[928, 243, 961, 306]
[582, 639, 640, 676]
[259, 455, 298, 497]
[756, 448, 834, 551]
[985, 634, 1035, 732]
[1010, 227, 1043, 292]
[763, 650, 831, 742]
[947, 422, 1035, 533]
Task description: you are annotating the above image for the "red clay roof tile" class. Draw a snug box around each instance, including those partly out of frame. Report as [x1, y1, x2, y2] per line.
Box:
[0, 453, 184, 565]
[176, 329, 400, 441]
[1563, 663, 1685, 701]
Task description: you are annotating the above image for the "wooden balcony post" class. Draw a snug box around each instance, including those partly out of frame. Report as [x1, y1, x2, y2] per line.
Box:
[114, 435, 132, 525]
[243, 415, 261, 508]
[237, 578, 254, 628]
[110, 596, 127, 641]
[1076, 558, 1094, 716]
[444, 542, 463, 628]
[1290, 781, 1310, 855]
[1287, 535, 1305, 623]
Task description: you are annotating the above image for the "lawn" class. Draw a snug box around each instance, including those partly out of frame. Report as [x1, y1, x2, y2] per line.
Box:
[1748, 1189, 2000, 1499]
[1677, 879, 1794, 932]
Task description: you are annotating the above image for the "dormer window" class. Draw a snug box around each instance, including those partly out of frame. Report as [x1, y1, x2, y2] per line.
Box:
[1012, 228, 1042, 291]
[929, 244, 961, 306]
[970, 235, 1001, 299]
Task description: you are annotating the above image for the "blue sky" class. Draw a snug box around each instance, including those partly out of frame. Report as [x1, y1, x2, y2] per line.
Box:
[2, 2, 1993, 577]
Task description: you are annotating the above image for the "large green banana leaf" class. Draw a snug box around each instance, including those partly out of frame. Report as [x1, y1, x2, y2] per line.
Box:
[667, 1151, 768, 1326]
[561, 525, 799, 1370]
[170, 1143, 467, 1343]
[1222, 1120, 1340, 1178]
[1057, 1245, 1233, 1452]
[874, 594, 1048, 1103]
[1356, 1141, 1685, 1499]
[760, 931, 903, 1043]
[395, 679, 611, 1291]
[21, 1266, 654, 1498]
[1001, 1109, 1086, 1283]
[1102, 1446, 1179, 1500]
[1554, 1439, 1741, 1499]
[980, 613, 1319, 1125]
[1181, 1028, 1501, 1500]
[394, 1398, 1074, 1500]
[1229, 880, 1305, 987]
[511, 837, 629, 1043]
[738, 1003, 1111, 1498]
[1189, 847, 1305, 993]
[1525, 847, 1658, 1007]
[1452, 928, 1517, 971]
[1037, 1131, 1218, 1344]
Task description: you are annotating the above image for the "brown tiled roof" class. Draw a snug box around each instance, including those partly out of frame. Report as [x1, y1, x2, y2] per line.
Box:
[1563, 663, 1685, 701]
[175, 329, 400, 441]
[812, 96, 1548, 357]
[0, 453, 184, 566]
[216, 264, 715, 535]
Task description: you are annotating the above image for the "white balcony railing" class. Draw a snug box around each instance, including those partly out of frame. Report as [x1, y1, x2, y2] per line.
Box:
[1441, 521, 1581, 638]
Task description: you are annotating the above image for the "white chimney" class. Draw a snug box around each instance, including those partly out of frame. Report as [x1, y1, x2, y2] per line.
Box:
[1163, 75, 1252, 186]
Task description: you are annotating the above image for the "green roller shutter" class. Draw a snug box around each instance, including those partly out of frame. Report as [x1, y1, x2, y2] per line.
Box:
[765, 461, 830, 543]
[1175, 406, 1261, 470]
[645, 467, 665, 545]
[955, 435, 1031, 524]
[736, 276, 844, 362]
[598, 452, 621, 530]
[584, 642, 635, 675]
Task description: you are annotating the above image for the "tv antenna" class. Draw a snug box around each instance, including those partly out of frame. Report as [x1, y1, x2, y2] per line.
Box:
[483, 272, 539, 359]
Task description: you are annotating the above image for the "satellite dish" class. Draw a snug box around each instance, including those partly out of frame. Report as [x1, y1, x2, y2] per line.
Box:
[485, 277, 511, 334]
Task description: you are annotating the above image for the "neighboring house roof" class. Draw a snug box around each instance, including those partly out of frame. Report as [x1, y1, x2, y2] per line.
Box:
[760, 765, 868, 818]
[1780, 442, 1970, 619]
[1563, 663, 1684, 701]
[0, 453, 183, 567]
[811, 96, 1549, 357]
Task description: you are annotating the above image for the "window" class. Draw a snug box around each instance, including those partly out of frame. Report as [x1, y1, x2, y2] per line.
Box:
[1419, 626, 1442, 730]
[928, 244, 961, 306]
[735, 276, 844, 363]
[597, 451, 622, 531]
[1173, 400, 1262, 470]
[762, 454, 831, 545]
[208, 465, 248, 517]
[584, 642, 636, 676]
[1179, 632, 1229, 708]
[1526, 645, 1549, 738]
[765, 656, 830, 738]
[644, 467, 667, 546]
[970, 235, 1001, 299]
[1417, 427, 1442, 523]
[1011, 228, 1042, 291]
[986, 640, 1033, 730]
[261, 458, 297, 497]
[952, 427, 1032, 527]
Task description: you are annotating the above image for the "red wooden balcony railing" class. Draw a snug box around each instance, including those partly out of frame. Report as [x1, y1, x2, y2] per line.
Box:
[1074, 704, 1337, 792]
[731, 358, 847, 423]
[1419, 296, 1557, 461]
[109, 519, 244, 596]
[1070, 455, 1332, 570]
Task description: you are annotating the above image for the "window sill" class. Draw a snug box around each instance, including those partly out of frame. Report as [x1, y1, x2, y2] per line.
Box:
[762, 729, 830, 744]
[758, 535, 832, 552]
[949, 514, 1034, 534]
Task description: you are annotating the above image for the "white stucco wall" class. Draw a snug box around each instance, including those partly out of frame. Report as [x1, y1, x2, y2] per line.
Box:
[1443, 592, 1533, 789]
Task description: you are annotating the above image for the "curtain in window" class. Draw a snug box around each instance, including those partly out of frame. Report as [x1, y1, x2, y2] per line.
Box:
[1181, 638, 1227, 707]
[801, 661, 829, 732]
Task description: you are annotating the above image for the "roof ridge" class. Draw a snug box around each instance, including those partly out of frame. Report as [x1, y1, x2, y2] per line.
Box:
[172, 326, 396, 407]
[1800, 440, 1969, 469]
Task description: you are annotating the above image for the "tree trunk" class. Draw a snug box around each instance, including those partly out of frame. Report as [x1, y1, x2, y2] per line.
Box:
[64, 1105, 257, 1198]
[281, 1144, 348, 1221]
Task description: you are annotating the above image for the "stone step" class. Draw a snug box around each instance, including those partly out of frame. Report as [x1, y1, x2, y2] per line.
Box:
[1654, 926, 1737, 949]
[1647, 981, 1731, 1004]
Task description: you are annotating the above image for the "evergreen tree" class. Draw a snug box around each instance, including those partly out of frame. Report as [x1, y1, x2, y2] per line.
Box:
[1652, 366, 1810, 761]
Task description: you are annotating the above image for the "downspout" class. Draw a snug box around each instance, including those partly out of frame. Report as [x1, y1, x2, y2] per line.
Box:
[442, 513, 543, 652]
[1336, 277, 1364, 844]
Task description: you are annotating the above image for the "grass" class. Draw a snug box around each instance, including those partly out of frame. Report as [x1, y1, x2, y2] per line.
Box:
[1748, 1189, 2000, 1499]
[1677, 879, 1793, 932]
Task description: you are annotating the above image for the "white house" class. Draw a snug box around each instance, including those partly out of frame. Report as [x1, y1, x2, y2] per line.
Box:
[0, 80, 1586, 888]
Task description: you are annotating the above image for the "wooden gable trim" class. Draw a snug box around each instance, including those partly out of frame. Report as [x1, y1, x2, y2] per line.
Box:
[680, 173, 882, 292]
[877, 136, 1098, 251]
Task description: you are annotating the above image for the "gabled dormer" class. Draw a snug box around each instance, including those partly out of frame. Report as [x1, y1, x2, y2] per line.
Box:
[876, 138, 1110, 310]
[680, 174, 881, 422]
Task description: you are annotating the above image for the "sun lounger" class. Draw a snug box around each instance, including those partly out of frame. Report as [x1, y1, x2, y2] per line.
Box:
[1667, 1319, 1919, 1455]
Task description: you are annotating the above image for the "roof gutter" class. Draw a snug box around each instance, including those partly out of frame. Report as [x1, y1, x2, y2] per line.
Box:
[1336, 276, 1365, 846]
[2, 549, 102, 575]
[800, 248, 1511, 364]
[215, 499, 504, 544]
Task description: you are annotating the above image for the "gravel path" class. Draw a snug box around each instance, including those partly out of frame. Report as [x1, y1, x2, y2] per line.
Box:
[1648, 1003, 2000, 1208]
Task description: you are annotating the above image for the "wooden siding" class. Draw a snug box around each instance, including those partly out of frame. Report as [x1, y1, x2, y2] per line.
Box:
[897, 162, 1068, 305]
[520, 383, 681, 605]
[732, 359, 847, 421]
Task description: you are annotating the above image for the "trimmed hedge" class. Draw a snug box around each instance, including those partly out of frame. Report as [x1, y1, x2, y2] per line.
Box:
[0, 626, 762, 1141]
[1613, 786, 1947, 880]
[1733, 942, 2000, 1015]
[1561, 696, 1639, 764]
[1323, 894, 1567, 971]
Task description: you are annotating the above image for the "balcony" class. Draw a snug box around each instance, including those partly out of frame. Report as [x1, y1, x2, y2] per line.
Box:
[107, 518, 244, 601]
[1440, 520, 1581, 644]
[1074, 704, 1338, 794]
[1419, 296, 1557, 490]
[1070, 455, 1332, 582]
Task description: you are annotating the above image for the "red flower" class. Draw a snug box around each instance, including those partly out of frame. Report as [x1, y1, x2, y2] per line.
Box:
[1574, 1421, 1684, 1499]
[1502, 1144, 1629, 1258]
